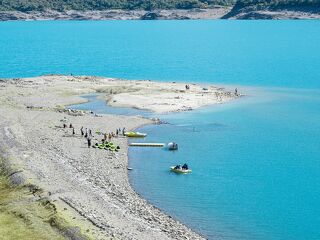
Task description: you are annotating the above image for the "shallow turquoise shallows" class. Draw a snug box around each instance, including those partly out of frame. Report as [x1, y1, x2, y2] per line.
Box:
[2, 20, 320, 240]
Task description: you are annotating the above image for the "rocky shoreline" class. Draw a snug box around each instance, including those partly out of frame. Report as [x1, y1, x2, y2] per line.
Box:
[0, 75, 240, 239]
[0, 8, 230, 21]
[1, 7, 320, 21]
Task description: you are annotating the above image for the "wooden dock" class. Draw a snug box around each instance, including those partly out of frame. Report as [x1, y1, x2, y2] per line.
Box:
[129, 143, 165, 147]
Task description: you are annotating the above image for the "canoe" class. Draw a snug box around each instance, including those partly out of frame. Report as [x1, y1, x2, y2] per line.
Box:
[170, 166, 192, 174]
[124, 131, 147, 138]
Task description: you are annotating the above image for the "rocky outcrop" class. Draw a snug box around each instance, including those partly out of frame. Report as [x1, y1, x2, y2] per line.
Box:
[141, 11, 160, 20]
[222, 4, 320, 19]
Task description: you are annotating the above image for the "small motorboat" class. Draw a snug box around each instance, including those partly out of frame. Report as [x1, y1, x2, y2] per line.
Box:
[170, 165, 192, 174]
[167, 142, 178, 150]
[124, 131, 147, 138]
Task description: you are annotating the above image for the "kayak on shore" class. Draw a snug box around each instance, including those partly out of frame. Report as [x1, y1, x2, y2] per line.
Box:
[125, 131, 147, 137]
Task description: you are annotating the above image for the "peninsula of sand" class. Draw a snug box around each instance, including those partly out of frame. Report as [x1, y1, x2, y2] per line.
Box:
[0, 75, 239, 239]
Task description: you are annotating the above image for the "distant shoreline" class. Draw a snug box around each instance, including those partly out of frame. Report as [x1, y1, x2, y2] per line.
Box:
[1, 7, 320, 21]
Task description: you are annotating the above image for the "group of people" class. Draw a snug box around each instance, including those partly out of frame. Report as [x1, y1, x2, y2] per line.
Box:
[174, 163, 189, 170]
[63, 123, 75, 135]
[62, 121, 127, 149]
[102, 127, 126, 142]
[77, 126, 94, 147]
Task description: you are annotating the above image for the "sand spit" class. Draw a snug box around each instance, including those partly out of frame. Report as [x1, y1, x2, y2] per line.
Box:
[0, 75, 239, 113]
[0, 75, 239, 239]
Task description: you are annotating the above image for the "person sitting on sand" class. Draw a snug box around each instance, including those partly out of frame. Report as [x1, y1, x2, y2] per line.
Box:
[69, 123, 73, 128]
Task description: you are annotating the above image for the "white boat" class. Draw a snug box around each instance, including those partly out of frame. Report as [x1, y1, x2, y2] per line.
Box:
[168, 142, 178, 150]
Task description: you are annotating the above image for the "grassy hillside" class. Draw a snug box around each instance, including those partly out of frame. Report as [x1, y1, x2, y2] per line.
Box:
[0, 157, 93, 240]
[0, 0, 235, 11]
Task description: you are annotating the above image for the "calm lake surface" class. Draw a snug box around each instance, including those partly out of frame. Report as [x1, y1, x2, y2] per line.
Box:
[1, 20, 320, 239]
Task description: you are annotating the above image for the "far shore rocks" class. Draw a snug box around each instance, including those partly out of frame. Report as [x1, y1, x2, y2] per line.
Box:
[1, 7, 320, 21]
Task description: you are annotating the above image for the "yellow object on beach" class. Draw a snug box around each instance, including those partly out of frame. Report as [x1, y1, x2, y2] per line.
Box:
[124, 131, 147, 137]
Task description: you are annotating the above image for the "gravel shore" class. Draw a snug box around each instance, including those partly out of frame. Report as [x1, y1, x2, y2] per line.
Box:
[0, 76, 239, 239]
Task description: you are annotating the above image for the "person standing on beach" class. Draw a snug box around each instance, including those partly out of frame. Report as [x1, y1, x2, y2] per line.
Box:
[104, 133, 107, 141]
[87, 136, 92, 148]
[81, 127, 84, 136]
[72, 127, 75, 135]
[235, 88, 238, 96]
[122, 127, 126, 135]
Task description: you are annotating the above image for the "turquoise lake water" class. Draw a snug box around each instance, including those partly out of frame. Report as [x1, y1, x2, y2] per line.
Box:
[1, 20, 320, 239]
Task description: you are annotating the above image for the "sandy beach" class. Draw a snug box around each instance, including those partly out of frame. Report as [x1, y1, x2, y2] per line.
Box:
[0, 75, 239, 239]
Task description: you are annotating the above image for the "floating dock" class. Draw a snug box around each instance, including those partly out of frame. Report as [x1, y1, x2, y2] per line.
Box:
[129, 143, 165, 147]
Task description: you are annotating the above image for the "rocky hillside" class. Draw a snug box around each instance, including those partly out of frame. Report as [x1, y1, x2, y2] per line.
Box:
[0, 0, 320, 20]
[223, 0, 320, 19]
[0, 0, 235, 11]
